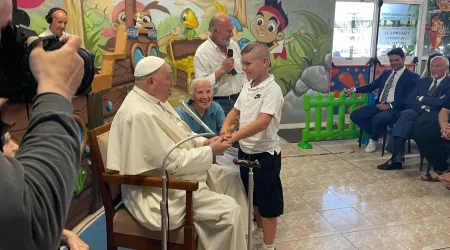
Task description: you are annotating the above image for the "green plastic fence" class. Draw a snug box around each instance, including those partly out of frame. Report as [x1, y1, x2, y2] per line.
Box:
[298, 92, 369, 149]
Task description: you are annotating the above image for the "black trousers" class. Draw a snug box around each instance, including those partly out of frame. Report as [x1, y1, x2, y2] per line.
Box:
[412, 110, 449, 172]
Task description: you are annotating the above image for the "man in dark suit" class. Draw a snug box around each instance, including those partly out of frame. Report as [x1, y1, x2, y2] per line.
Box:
[377, 56, 450, 171]
[411, 56, 450, 180]
[344, 48, 419, 153]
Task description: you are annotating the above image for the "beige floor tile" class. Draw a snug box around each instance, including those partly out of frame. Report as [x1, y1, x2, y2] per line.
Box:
[301, 234, 357, 250]
[299, 146, 330, 155]
[288, 157, 320, 166]
[349, 159, 389, 171]
[343, 229, 408, 250]
[358, 185, 411, 202]
[310, 153, 345, 162]
[299, 190, 350, 211]
[383, 223, 450, 250]
[319, 144, 359, 154]
[394, 180, 449, 199]
[419, 217, 450, 243]
[419, 192, 450, 216]
[353, 203, 414, 227]
[275, 219, 299, 244]
[283, 147, 308, 157]
[283, 176, 317, 187]
[275, 240, 308, 250]
[299, 164, 336, 176]
[326, 162, 361, 174]
[340, 171, 386, 187]
[313, 139, 356, 146]
[281, 212, 339, 239]
[283, 193, 315, 214]
[387, 198, 446, 222]
[281, 167, 310, 179]
[331, 186, 384, 206]
[290, 178, 329, 194]
[320, 208, 376, 233]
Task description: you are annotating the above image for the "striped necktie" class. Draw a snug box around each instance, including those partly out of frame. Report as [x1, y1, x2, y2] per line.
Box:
[427, 79, 438, 96]
[380, 71, 396, 103]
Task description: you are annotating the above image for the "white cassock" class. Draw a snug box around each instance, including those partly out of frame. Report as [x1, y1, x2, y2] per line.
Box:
[106, 86, 248, 250]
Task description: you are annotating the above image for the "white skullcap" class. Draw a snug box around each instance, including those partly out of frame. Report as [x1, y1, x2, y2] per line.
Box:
[134, 56, 165, 77]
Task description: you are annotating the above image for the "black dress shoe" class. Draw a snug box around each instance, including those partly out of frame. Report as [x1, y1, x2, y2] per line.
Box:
[377, 159, 402, 170]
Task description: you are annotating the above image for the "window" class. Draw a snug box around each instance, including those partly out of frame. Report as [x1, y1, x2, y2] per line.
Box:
[332, 2, 375, 58]
[377, 3, 420, 57]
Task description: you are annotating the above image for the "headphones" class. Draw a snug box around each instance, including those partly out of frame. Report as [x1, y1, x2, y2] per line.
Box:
[45, 7, 67, 24]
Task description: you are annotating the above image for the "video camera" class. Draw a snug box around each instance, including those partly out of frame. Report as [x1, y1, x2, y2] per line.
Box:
[0, 24, 94, 102]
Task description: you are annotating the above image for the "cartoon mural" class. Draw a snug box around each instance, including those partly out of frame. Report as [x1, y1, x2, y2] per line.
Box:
[424, 0, 450, 56]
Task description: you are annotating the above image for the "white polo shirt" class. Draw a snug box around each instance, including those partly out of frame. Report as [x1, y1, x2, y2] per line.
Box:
[194, 38, 247, 97]
[235, 74, 284, 155]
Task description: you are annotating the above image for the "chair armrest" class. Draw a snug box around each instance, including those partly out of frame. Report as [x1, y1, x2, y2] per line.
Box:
[102, 173, 199, 191]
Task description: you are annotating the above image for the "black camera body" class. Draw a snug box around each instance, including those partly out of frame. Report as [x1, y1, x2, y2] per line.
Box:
[0, 24, 94, 102]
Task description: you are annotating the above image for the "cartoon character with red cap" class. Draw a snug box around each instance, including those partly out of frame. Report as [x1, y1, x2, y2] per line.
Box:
[250, 0, 289, 60]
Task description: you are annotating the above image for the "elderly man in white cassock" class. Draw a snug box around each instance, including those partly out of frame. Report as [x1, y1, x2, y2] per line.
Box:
[106, 56, 249, 250]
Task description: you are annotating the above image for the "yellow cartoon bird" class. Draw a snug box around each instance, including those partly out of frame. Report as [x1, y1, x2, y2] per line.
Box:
[181, 8, 199, 40]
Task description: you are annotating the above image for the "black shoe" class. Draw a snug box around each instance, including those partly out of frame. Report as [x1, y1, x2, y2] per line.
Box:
[377, 159, 402, 170]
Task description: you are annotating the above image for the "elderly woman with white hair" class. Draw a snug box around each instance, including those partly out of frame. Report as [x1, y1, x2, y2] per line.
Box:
[176, 78, 227, 134]
[176, 78, 239, 169]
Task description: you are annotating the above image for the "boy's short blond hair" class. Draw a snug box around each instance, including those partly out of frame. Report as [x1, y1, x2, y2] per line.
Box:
[241, 42, 270, 61]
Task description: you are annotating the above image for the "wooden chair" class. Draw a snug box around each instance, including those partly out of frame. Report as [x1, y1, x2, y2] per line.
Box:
[88, 122, 198, 250]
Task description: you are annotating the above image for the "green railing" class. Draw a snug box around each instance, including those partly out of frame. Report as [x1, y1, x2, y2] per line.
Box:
[298, 92, 369, 149]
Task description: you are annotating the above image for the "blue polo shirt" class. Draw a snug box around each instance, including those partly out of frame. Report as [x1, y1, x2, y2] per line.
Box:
[176, 99, 225, 135]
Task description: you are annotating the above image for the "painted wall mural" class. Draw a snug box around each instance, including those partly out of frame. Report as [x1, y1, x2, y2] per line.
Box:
[424, 0, 450, 57]
[15, 0, 336, 125]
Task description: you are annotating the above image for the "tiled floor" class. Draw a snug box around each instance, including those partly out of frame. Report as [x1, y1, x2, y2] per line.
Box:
[269, 138, 450, 250]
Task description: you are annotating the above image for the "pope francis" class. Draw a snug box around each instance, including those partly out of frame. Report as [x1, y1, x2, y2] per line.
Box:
[106, 56, 248, 250]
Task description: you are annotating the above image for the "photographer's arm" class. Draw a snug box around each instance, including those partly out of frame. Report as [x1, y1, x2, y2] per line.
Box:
[0, 93, 80, 249]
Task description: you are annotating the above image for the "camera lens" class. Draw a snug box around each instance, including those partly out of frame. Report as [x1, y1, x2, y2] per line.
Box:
[76, 48, 95, 96]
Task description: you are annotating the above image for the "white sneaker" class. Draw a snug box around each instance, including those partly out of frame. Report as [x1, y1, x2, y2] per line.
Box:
[247, 229, 263, 248]
[365, 139, 378, 153]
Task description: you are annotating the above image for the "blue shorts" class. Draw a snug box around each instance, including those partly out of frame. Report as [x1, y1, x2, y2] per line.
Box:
[238, 148, 283, 218]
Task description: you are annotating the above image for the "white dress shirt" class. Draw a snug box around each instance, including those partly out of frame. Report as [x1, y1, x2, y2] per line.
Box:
[379, 66, 406, 103]
[194, 38, 247, 97]
[419, 75, 446, 111]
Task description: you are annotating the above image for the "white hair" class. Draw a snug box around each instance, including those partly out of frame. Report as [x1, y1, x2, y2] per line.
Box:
[431, 56, 450, 68]
[189, 78, 213, 97]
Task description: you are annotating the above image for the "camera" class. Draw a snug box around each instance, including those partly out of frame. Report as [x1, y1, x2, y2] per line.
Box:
[0, 24, 95, 102]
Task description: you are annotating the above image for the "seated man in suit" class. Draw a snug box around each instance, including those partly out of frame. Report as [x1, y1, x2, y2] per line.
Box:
[377, 56, 450, 170]
[344, 48, 419, 153]
[410, 56, 450, 181]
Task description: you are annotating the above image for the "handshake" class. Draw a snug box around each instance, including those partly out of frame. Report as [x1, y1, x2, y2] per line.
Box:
[204, 134, 234, 156]
[203, 117, 240, 156]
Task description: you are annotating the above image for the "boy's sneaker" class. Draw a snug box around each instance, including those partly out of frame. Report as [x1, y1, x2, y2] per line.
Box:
[246, 228, 263, 248]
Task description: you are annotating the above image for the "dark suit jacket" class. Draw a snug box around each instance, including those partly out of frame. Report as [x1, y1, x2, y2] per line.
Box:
[355, 68, 419, 110]
[407, 76, 450, 111]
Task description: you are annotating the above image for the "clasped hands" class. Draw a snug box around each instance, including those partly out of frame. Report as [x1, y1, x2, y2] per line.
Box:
[203, 134, 234, 156]
[441, 122, 450, 140]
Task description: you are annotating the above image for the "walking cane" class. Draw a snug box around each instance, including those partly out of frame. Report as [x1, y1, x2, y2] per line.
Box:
[233, 159, 260, 250]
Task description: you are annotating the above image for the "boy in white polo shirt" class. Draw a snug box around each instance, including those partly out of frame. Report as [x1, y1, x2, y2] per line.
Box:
[221, 42, 284, 250]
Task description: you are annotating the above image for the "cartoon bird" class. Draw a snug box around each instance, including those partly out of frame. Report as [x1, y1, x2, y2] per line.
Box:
[181, 8, 199, 40]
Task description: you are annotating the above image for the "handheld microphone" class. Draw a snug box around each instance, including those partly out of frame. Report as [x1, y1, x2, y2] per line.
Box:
[227, 49, 238, 76]
[179, 101, 215, 134]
